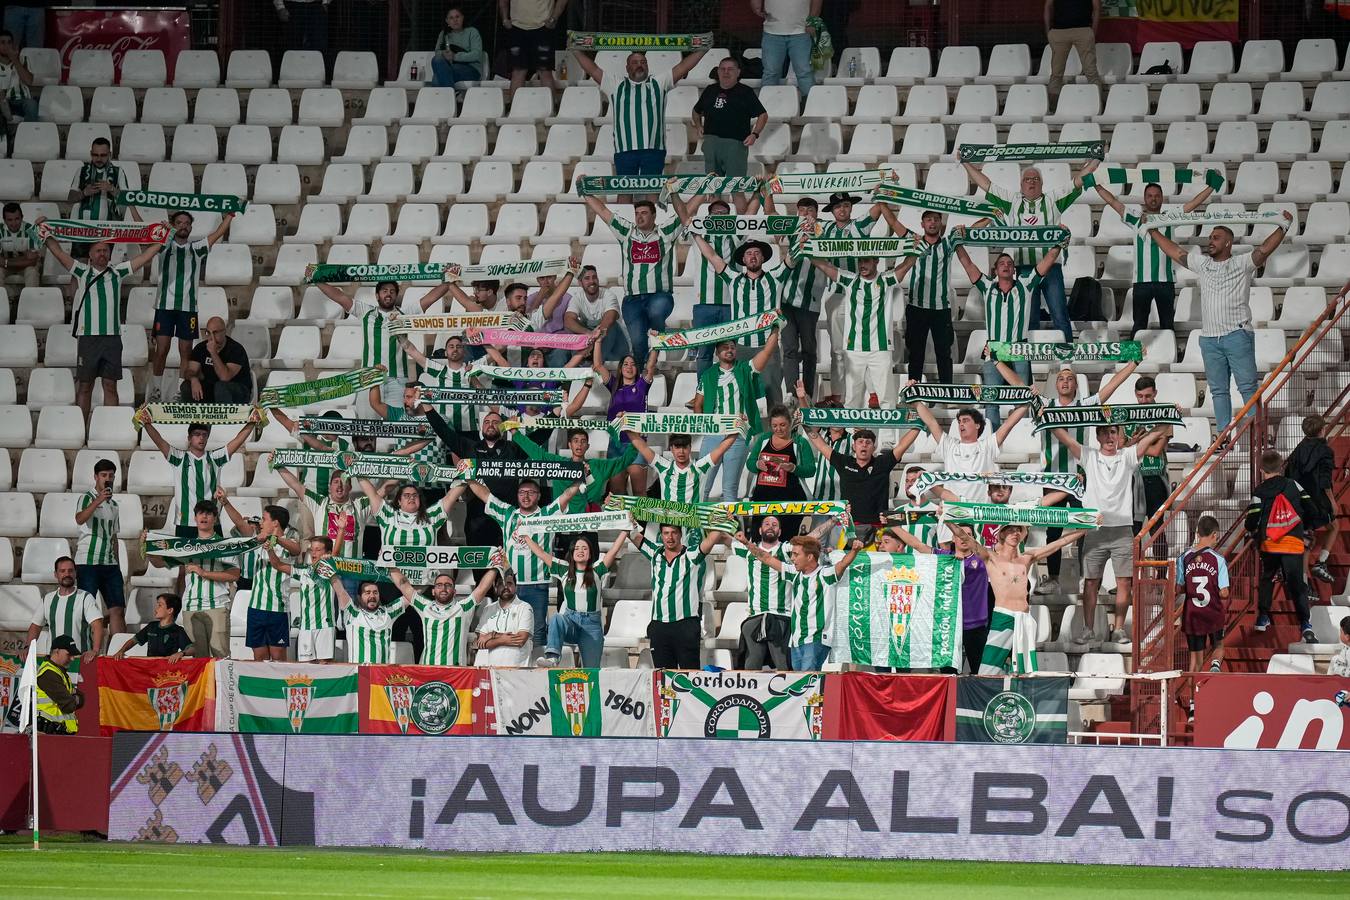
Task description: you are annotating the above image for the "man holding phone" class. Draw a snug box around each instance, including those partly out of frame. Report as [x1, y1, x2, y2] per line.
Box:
[75, 457, 125, 638]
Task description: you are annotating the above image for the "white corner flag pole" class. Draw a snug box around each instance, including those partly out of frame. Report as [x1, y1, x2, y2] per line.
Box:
[17, 642, 40, 850]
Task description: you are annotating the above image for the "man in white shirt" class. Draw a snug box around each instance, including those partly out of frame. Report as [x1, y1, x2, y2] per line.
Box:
[567, 265, 629, 364]
[753, 0, 821, 99]
[1147, 211, 1293, 435]
[472, 569, 535, 667]
[1052, 424, 1168, 644]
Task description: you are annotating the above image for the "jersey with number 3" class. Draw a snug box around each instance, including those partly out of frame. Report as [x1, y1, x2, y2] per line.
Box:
[1177, 548, 1228, 635]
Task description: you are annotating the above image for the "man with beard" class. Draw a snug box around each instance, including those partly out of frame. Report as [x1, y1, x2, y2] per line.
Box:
[805, 253, 905, 411]
[565, 264, 628, 365]
[426, 409, 529, 550]
[472, 569, 534, 667]
[389, 560, 502, 666]
[734, 515, 836, 670]
[1093, 178, 1216, 338]
[181, 316, 253, 403]
[892, 209, 985, 384]
[25, 556, 104, 662]
[803, 426, 919, 529]
[766, 196, 826, 394]
[315, 276, 453, 411]
[147, 210, 235, 402]
[1146, 210, 1294, 434]
[584, 196, 683, 359]
[403, 333, 481, 441]
[688, 234, 786, 403]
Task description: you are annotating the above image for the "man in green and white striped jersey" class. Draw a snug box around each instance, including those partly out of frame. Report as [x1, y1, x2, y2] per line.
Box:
[332, 579, 396, 665]
[147, 210, 235, 403]
[270, 536, 338, 663]
[584, 195, 684, 360]
[953, 233, 1066, 428]
[1093, 179, 1216, 339]
[66, 137, 126, 262]
[806, 254, 904, 411]
[689, 233, 786, 403]
[390, 565, 500, 667]
[694, 330, 780, 502]
[75, 457, 126, 637]
[407, 334, 481, 440]
[573, 47, 708, 184]
[732, 515, 792, 670]
[963, 158, 1099, 341]
[630, 524, 723, 669]
[315, 277, 453, 413]
[627, 431, 738, 504]
[367, 380, 444, 470]
[893, 210, 985, 384]
[144, 499, 241, 659]
[39, 224, 164, 418]
[25, 556, 104, 663]
[219, 499, 302, 662]
[136, 408, 259, 539]
[768, 196, 825, 394]
[1, 202, 43, 289]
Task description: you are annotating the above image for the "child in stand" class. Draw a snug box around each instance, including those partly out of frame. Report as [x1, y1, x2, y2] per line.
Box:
[1176, 514, 1230, 676]
[1328, 616, 1350, 678]
[113, 592, 192, 661]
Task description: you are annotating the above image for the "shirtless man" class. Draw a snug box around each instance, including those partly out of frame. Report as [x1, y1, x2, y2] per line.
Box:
[950, 522, 1088, 675]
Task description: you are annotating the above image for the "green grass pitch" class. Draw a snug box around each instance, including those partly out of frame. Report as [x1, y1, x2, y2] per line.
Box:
[2, 838, 1346, 898]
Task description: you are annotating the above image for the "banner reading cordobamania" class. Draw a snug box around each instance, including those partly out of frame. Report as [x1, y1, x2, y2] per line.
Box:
[656, 670, 825, 740]
[489, 669, 656, 737]
[214, 661, 357, 734]
[834, 552, 962, 670]
[359, 665, 489, 736]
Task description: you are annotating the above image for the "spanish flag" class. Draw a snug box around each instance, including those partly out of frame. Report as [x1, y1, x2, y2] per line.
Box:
[99, 657, 215, 736]
[358, 665, 486, 735]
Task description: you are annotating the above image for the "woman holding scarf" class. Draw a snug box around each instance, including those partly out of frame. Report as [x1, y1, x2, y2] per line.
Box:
[593, 342, 659, 497]
[743, 404, 817, 539]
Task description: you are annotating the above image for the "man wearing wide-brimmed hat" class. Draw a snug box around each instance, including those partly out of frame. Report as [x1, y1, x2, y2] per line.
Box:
[689, 232, 785, 406]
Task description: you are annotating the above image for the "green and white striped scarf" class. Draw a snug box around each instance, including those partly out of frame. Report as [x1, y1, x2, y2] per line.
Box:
[801, 237, 924, 259]
[1082, 168, 1224, 190]
[117, 189, 247, 214]
[612, 412, 747, 435]
[873, 185, 998, 218]
[650, 310, 781, 351]
[144, 532, 263, 561]
[603, 495, 737, 532]
[320, 556, 401, 584]
[909, 470, 1085, 500]
[987, 341, 1142, 363]
[1031, 403, 1183, 433]
[959, 142, 1104, 163]
[797, 407, 922, 430]
[577, 174, 759, 198]
[942, 501, 1099, 530]
[954, 226, 1069, 248]
[719, 499, 850, 520]
[257, 367, 387, 409]
[902, 383, 1035, 406]
[1133, 209, 1286, 235]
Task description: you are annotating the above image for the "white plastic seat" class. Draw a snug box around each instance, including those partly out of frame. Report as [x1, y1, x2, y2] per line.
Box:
[224, 203, 276, 246]
[224, 125, 272, 164]
[1209, 121, 1257, 164]
[514, 161, 564, 202]
[1227, 161, 1280, 202]
[1182, 41, 1234, 82]
[1157, 122, 1209, 163]
[68, 49, 114, 87]
[1295, 202, 1349, 246]
[387, 204, 441, 244]
[1286, 38, 1337, 80]
[354, 87, 408, 125]
[119, 49, 166, 88]
[1200, 83, 1252, 124]
[172, 50, 220, 88]
[170, 124, 219, 163]
[247, 287, 297, 324]
[140, 87, 189, 130]
[1305, 82, 1349, 122]
[1232, 40, 1284, 83]
[464, 160, 514, 200]
[334, 125, 387, 164]
[203, 243, 253, 285]
[21, 537, 70, 584]
[440, 123, 487, 161]
[331, 50, 377, 89]
[458, 86, 505, 123]
[25, 368, 75, 410]
[118, 124, 166, 163]
[407, 161, 464, 202]
[0, 159, 34, 199]
[34, 407, 85, 450]
[312, 163, 366, 204]
[392, 51, 435, 87]
[86, 407, 137, 450]
[246, 88, 294, 126]
[551, 85, 600, 123]
[484, 203, 539, 244]
[1311, 244, 1350, 286]
[1268, 653, 1316, 674]
[276, 126, 325, 165]
[1098, 83, 1149, 124]
[1261, 120, 1311, 164]
[146, 160, 195, 196]
[0, 492, 36, 536]
[843, 123, 893, 158]
[38, 85, 84, 124]
[950, 83, 998, 122]
[1135, 42, 1182, 80]
[63, 123, 112, 160]
[38, 492, 84, 537]
[335, 203, 391, 244]
[1068, 653, 1126, 700]
[933, 45, 981, 84]
[297, 88, 343, 127]
[278, 50, 325, 88]
[490, 123, 539, 160]
[16, 287, 65, 327]
[404, 86, 456, 123]
[387, 124, 438, 163]
[503, 86, 554, 122]
[128, 449, 177, 495]
[12, 122, 59, 162]
[193, 87, 242, 126]
[883, 46, 930, 82]
[982, 44, 1031, 84]
[18, 447, 69, 491]
[895, 123, 946, 162]
[261, 248, 315, 286]
[254, 164, 302, 204]
[995, 83, 1049, 125]
[842, 84, 897, 122]
[1148, 83, 1202, 124]
[896, 84, 948, 122]
[273, 325, 323, 369]
[225, 50, 272, 88]
[362, 162, 415, 203]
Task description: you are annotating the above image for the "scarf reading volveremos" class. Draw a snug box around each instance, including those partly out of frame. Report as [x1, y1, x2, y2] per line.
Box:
[465, 458, 588, 482]
[257, 367, 387, 409]
[38, 219, 169, 244]
[650, 309, 781, 351]
[603, 495, 737, 532]
[1133, 210, 1286, 235]
[576, 175, 759, 198]
[512, 510, 634, 538]
[1082, 168, 1225, 190]
[954, 226, 1069, 248]
[566, 31, 713, 50]
[797, 407, 922, 430]
[451, 257, 574, 281]
[133, 403, 261, 432]
[143, 533, 263, 561]
[375, 545, 501, 571]
[295, 416, 431, 439]
[304, 263, 447, 284]
[686, 215, 804, 238]
[475, 328, 591, 351]
[942, 501, 1100, 530]
[612, 412, 746, 436]
[909, 470, 1085, 500]
[872, 185, 998, 218]
[765, 169, 893, 195]
[117, 189, 247, 214]
[987, 341, 1143, 363]
[901, 383, 1035, 406]
[388, 312, 528, 335]
[472, 365, 596, 384]
[958, 142, 1104, 163]
[801, 237, 924, 258]
[419, 387, 563, 407]
[270, 448, 338, 470]
[1031, 403, 1183, 433]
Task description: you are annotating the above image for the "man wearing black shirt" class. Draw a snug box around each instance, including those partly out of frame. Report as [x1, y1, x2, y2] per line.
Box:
[114, 593, 192, 660]
[693, 57, 768, 212]
[1045, 0, 1103, 100]
[182, 316, 253, 403]
[426, 408, 527, 548]
[804, 427, 920, 526]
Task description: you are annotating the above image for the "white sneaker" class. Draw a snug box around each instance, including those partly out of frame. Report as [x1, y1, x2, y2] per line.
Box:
[145, 382, 160, 404]
[535, 653, 559, 668]
[1110, 628, 1128, 644]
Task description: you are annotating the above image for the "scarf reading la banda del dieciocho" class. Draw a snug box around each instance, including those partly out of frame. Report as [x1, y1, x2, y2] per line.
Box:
[958, 142, 1105, 163]
[603, 495, 738, 532]
[38, 219, 169, 243]
[1081, 168, 1225, 190]
[796, 407, 923, 429]
[908, 470, 1086, 500]
[872, 184, 998, 218]
[566, 31, 714, 50]
[256, 367, 387, 409]
[954, 226, 1069, 248]
[116, 189, 248, 214]
[987, 341, 1143, 363]
[941, 501, 1100, 530]
[1031, 403, 1184, 433]
[133, 403, 264, 432]
[143, 532, 264, 561]
[650, 310, 782, 351]
[901, 383, 1035, 406]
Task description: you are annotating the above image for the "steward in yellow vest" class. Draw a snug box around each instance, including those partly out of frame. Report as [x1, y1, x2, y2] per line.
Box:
[36, 634, 84, 735]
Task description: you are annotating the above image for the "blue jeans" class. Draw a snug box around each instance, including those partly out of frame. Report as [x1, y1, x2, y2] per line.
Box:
[614, 149, 667, 178]
[982, 359, 1031, 430]
[4, 7, 42, 48]
[543, 347, 572, 367]
[1025, 263, 1072, 342]
[700, 434, 747, 502]
[515, 583, 550, 651]
[791, 641, 830, 671]
[761, 32, 814, 97]
[430, 56, 480, 87]
[623, 292, 674, 360]
[596, 323, 630, 365]
[546, 608, 604, 667]
[691, 303, 732, 375]
[1199, 328, 1259, 435]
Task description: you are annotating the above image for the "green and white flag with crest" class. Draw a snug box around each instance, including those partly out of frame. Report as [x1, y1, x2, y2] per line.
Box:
[490, 669, 655, 737]
[213, 661, 358, 734]
[833, 551, 963, 669]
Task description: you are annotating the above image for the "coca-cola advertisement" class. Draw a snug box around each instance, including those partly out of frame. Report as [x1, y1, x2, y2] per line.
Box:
[48, 7, 192, 81]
